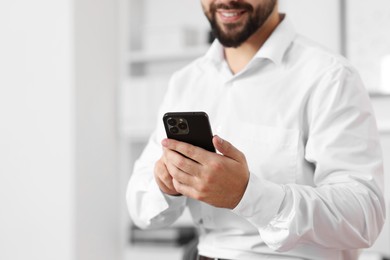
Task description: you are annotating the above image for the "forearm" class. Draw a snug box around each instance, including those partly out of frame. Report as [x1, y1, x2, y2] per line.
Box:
[233, 172, 386, 251]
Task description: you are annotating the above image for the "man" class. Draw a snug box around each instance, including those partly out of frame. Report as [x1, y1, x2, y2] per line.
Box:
[127, 0, 386, 259]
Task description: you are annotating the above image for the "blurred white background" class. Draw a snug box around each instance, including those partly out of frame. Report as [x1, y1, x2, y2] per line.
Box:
[0, 0, 389, 260]
[0, 0, 119, 260]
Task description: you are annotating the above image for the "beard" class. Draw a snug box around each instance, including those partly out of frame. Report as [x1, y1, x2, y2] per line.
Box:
[204, 0, 277, 48]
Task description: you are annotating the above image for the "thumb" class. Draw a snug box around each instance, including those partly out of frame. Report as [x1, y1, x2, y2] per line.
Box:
[213, 135, 244, 162]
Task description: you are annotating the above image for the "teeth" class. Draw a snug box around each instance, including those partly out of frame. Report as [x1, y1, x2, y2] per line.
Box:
[221, 12, 239, 17]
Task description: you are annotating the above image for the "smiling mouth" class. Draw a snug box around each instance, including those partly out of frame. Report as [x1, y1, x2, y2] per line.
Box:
[220, 11, 244, 17]
[217, 9, 247, 23]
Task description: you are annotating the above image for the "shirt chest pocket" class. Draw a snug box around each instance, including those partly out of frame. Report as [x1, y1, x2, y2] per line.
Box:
[227, 124, 300, 184]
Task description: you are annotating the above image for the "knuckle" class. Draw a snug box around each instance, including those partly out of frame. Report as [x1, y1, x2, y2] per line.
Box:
[173, 183, 180, 192]
[176, 157, 186, 169]
[184, 145, 195, 158]
[165, 150, 173, 161]
[154, 162, 163, 176]
[168, 167, 178, 178]
[210, 161, 223, 171]
[162, 173, 172, 183]
[172, 180, 183, 193]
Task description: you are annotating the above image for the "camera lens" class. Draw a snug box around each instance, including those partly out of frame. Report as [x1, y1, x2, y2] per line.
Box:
[167, 118, 177, 126]
[178, 122, 188, 130]
[169, 127, 179, 134]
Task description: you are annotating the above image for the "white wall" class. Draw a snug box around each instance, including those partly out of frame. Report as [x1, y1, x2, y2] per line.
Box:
[0, 1, 74, 259]
[279, 0, 342, 53]
[0, 0, 120, 259]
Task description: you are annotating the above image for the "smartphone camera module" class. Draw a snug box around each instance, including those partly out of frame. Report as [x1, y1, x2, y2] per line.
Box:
[167, 118, 177, 126]
[169, 126, 179, 134]
[178, 122, 188, 130]
[166, 117, 189, 135]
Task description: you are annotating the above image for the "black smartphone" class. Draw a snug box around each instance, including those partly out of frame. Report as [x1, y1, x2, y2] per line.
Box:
[163, 112, 215, 153]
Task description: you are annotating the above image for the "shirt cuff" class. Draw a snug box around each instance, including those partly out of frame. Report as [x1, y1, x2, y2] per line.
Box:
[147, 180, 186, 214]
[162, 192, 187, 204]
[148, 180, 187, 219]
[232, 172, 286, 228]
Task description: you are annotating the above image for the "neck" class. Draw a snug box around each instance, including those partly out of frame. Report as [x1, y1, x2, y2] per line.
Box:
[224, 10, 282, 74]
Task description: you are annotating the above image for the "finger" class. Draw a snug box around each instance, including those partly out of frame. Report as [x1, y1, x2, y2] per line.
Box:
[154, 160, 180, 195]
[164, 147, 201, 177]
[212, 135, 245, 162]
[155, 176, 176, 195]
[164, 157, 196, 187]
[172, 178, 197, 198]
[162, 138, 209, 164]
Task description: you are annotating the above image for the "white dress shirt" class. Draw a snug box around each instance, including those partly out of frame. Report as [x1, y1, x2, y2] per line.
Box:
[127, 17, 386, 260]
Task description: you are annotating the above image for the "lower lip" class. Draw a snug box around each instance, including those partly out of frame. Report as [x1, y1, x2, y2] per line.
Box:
[217, 11, 246, 23]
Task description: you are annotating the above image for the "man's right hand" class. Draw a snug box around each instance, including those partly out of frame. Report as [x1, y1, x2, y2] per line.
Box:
[154, 157, 181, 196]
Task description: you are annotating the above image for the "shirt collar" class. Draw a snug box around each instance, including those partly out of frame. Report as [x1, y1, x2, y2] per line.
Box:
[204, 14, 296, 66]
[204, 39, 225, 66]
[254, 14, 296, 65]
